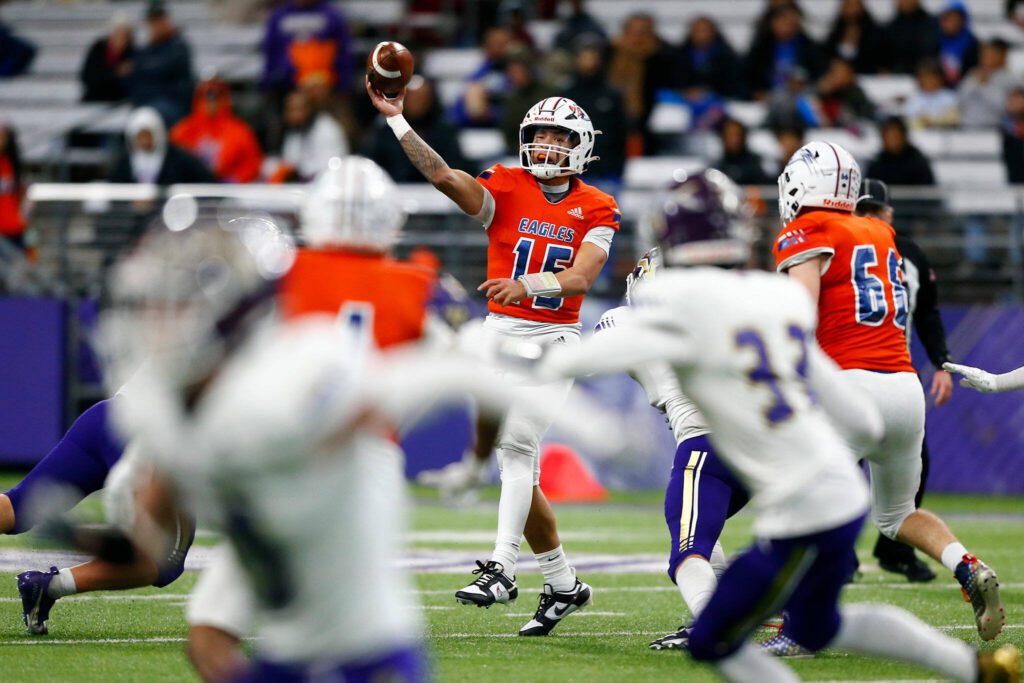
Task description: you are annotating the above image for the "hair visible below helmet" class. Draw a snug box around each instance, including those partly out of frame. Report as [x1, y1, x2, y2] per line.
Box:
[301, 156, 405, 251]
[641, 169, 754, 268]
[778, 140, 861, 226]
[97, 215, 295, 396]
[519, 97, 599, 179]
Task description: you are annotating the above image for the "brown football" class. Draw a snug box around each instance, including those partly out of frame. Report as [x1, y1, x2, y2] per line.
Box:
[366, 41, 414, 98]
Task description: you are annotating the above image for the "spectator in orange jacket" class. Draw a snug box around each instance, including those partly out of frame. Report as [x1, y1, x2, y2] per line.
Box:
[170, 78, 263, 183]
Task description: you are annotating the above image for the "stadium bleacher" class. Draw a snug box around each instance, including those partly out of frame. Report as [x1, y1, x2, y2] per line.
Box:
[0, 0, 1021, 308]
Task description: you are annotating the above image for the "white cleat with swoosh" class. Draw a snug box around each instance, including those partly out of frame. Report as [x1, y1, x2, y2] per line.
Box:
[518, 578, 593, 636]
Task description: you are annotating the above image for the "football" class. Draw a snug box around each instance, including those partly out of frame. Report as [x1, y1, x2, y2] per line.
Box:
[366, 41, 414, 98]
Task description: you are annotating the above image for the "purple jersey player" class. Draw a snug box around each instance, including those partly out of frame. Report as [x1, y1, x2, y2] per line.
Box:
[597, 223, 750, 651]
[542, 169, 1020, 682]
[1, 397, 194, 635]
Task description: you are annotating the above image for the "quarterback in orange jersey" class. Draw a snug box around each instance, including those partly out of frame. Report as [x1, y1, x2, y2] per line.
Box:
[369, 82, 619, 634]
[773, 142, 1004, 643]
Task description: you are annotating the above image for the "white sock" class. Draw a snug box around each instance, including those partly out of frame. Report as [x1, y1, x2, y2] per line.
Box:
[710, 541, 728, 578]
[717, 643, 800, 683]
[535, 545, 576, 592]
[675, 557, 717, 619]
[490, 447, 534, 577]
[47, 568, 77, 599]
[832, 604, 977, 682]
[940, 542, 969, 573]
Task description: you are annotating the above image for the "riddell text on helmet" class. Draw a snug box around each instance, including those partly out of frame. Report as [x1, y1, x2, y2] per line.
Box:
[822, 198, 855, 209]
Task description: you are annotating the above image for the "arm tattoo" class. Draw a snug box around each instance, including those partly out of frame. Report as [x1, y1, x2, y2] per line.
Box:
[400, 129, 448, 182]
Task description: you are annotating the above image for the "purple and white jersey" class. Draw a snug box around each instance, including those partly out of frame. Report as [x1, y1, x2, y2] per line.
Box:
[553, 268, 875, 539]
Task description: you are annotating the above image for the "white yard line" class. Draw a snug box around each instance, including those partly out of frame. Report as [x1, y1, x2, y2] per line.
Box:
[0, 637, 189, 646]
[0, 594, 189, 603]
[3, 624, 1019, 647]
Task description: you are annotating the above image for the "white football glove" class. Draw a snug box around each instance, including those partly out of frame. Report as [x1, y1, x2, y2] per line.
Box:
[943, 362, 998, 393]
[416, 450, 489, 506]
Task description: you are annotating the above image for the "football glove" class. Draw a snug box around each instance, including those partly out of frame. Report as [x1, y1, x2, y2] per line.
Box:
[943, 362, 998, 393]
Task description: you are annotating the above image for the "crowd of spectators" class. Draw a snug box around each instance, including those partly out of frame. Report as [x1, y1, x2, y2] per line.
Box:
[5, 0, 1024, 198]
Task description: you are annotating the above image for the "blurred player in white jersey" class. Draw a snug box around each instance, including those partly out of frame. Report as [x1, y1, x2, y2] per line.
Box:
[179, 158, 438, 681]
[96, 215, 451, 683]
[538, 171, 1020, 682]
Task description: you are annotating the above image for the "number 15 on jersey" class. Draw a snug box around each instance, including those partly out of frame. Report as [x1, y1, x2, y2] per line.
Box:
[511, 237, 574, 310]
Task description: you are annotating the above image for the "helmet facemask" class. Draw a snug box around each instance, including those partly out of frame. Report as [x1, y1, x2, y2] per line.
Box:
[520, 125, 582, 180]
[518, 98, 599, 180]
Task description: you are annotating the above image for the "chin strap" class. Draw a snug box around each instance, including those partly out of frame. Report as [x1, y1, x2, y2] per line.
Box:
[518, 271, 562, 298]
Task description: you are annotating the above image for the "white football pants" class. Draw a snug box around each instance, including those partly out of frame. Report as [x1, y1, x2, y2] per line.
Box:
[841, 369, 926, 540]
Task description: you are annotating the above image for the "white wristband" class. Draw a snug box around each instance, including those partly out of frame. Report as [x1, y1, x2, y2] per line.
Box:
[387, 114, 412, 140]
[518, 272, 562, 298]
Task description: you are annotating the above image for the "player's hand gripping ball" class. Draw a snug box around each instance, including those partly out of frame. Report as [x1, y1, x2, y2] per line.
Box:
[366, 41, 414, 99]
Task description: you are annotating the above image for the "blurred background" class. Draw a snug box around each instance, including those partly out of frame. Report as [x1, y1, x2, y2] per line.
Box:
[0, 0, 1021, 495]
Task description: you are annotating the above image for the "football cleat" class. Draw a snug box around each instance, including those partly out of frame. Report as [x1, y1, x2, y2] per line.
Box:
[17, 566, 59, 635]
[649, 624, 692, 651]
[955, 554, 1005, 641]
[976, 644, 1020, 683]
[519, 578, 592, 636]
[879, 557, 937, 583]
[760, 632, 815, 658]
[455, 560, 517, 607]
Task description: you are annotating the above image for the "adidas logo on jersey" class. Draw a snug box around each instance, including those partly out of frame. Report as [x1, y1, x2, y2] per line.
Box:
[567, 207, 584, 220]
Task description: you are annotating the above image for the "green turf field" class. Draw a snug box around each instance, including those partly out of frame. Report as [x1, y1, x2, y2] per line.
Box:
[0, 478, 1020, 682]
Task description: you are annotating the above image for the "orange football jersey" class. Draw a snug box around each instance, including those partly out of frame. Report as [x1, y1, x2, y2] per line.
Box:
[477, 164, 620, 325]
[773, 209, 914, 373]
[278, 249, 435, 348]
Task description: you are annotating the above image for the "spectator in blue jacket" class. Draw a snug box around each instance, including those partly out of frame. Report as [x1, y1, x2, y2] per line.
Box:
[937, 1, 978, 86]
[676, 16, 744, 98]
[127, 2, 195, 126]
[0, 22, 37, 78]
[745, 4, 824, 98]
[261, 0, 352, 95]
[450, 26, 515, 128]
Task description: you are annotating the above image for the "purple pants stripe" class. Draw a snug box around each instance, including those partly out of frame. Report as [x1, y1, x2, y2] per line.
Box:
[664, 435, 748, 582]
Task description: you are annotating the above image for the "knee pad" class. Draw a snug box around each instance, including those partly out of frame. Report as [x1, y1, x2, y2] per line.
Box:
[873, 504, 914, 541]
[496, 420, 541, 460]
[496, 446, 535, 485]
[153, 513, 196, 588]
[154, 556, 187, 588]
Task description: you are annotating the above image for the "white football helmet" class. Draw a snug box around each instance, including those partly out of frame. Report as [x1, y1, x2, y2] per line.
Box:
[97, 216, 295, 396]
[777, 141, 861, 226]
[519, 97, 599, 179]
[302, 156, 405, 251]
